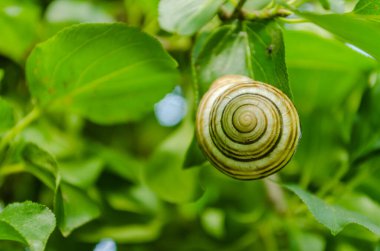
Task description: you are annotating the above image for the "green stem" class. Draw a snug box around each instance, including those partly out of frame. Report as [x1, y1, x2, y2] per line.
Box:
[264, 176, 288, 215]
[222, 0, 292, 21]
[0, 106, 41, 153]
[278, 17, 308, 23]
[241, 8, 291, 20]
[300, 164, 312, 189]
[316, 162, 349, 197]
[231, 0, 248, 19]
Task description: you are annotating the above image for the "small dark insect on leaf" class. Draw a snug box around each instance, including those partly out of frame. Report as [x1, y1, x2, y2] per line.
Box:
[267, 44, 274, 55]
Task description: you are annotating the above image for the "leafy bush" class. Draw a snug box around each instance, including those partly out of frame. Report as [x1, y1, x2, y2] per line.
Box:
[1, 0, 380, 250]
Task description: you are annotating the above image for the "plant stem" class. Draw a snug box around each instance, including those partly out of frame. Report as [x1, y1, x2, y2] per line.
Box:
[278, 17, 308, 23]
[241, 8, 291, 20]
[341, 170, 368, 195]
[0, 106, 41, 153]
[222, 0, 292, 21]
[231, 0, 248, 19]
[264, 176, 288, 215]
[316, 162, 349, 197]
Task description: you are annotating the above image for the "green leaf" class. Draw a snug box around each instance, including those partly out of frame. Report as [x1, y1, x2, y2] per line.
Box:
[319, 0, 330, 10]
[284, 30, 375, 186]
[244, 0, 272, 10]
[105, 185, 161, 214]
[0, 0, 40, 62]
[338, 192, 380, 231]
[45, 0, 114, 23]
[350, 73, 380, 163]
[200, 208, 225, 239]
[93, 143, 144, 182]
[0, 98, 14, 135]
[158, 0, 225, 35]
[284, 29, 375, 113]
[286, 184, 380, 236]
[145, 120, 200, 203]
[299, 12, 380, 61]
[26, 23, 179, 124]
[55, 182, 100, 237]
[183, 134, 206, 168]
[124, 0, 159, 29]
[22, 143, 58, 190]
[22, 117, 85, 158]
[59, 157, 104, 189]
[194, 20, 290, 99]
[0, 68, 4, 82]
[77, 218, 162, 243]
[290, 231, 325, 251]
[0, 201, 56, 251]
[354, 0, 380, 15]
[376, 242, 380, 251]
[21, 143, 100, 236]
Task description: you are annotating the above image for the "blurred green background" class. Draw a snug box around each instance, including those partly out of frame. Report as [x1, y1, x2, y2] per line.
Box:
[1, 0, 380, 250]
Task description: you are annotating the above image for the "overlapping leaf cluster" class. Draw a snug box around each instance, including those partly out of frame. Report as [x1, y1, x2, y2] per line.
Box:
[1, 0, 380, 250]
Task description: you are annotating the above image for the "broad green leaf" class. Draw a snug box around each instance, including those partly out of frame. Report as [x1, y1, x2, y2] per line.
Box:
[105, 185, 161, 214]
[183, 135, 206, 168]
[350, 73, 380, 162]
[124, 0, 159, 34]
[319, 0, 330, 9]
[0, 98, 14, 135]
[284, 30, 375, 113]
[93, 143, 144, 182]
[158, 0, 225, 35]
[284, 30, 375, 185]
[354, 0, 380, 15]
[244, 0, 272, 10]
[145, 120, 200, 203]
[22, 143, 57, 190]
[59, 157, 104, 188]
[42, 0, 115, 39]
[22, 120, 80, 158]
[286, 184, 380, 236]
[21, 143, 100, 236]
[0, 201, 55, 251]
[355, 157, 380, 203]
[200, 208, 225, 239]
[55, 182, 100, 237]
[194, 20, 290, 99]
[26, 23, 179, 124]
[0, 0, 40, 62]
[299, 12, 380, 61]
[338, 192, 380, 231]
[0, 69, 4, 82]
[290, 231, 325, 251]
[45, 0, 114, 23]
[77, 219, 162, 243]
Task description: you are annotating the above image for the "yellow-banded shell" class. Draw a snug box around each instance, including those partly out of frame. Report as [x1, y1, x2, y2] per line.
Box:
[196, 75, 301, 180]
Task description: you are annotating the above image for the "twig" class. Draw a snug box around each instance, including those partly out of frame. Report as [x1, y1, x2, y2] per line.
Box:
[264, 175, 288, 215]
[231, 0, 248, 19]
[0, 106, 41, 154]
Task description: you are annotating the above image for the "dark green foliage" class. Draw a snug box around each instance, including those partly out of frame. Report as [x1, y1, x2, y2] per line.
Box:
[1, 0, 380, 250]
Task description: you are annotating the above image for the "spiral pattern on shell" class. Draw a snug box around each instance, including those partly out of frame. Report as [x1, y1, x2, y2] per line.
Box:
[196, 75, 301, 180]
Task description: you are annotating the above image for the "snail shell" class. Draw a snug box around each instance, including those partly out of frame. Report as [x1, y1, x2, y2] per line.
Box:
[196, 75, 301, 180]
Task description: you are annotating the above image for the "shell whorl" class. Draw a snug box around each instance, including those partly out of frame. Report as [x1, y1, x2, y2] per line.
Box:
[196, 75, 301, 180]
